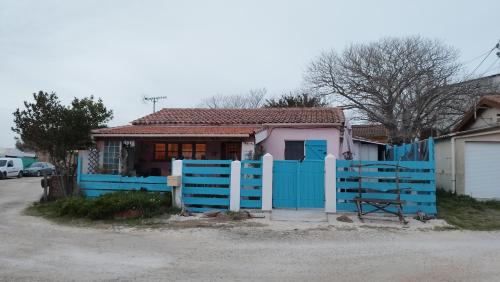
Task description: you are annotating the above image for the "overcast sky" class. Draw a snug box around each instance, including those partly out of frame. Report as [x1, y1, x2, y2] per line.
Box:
[1, 0, 499, 147]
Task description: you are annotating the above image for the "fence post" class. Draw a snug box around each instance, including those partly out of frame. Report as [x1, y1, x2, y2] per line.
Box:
[325, 154, 336, 213]
[230, 160, 241, 211]
[261, 153, 273, 211]
[77, 155, 82, 186]
[172, 160, 183, 208]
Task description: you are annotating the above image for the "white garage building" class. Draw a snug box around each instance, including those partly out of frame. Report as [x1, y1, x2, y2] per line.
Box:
[435, 95, 500, 199]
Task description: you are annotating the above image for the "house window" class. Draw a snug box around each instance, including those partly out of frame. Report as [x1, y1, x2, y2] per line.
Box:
[496, 114, 500, 123]
[167, 144, 179, 159]
[195, 144, 207, 159]
[224, 143, 241, 160]
[284, 141, 304, 160]
[103, 141, 120, 174]
[154, 143, 166, 161]
[153, 142, 207, 160]
[181, 144, 193, 159]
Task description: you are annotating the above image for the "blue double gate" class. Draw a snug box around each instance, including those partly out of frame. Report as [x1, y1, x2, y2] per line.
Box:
[272, 160, 325, 209]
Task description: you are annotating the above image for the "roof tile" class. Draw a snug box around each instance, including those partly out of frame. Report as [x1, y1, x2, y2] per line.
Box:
[131, 108, 344, 125]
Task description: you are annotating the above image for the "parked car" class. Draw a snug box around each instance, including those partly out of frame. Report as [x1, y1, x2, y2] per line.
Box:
[23, 162, 55, 177]
[0, 158, 24, 179]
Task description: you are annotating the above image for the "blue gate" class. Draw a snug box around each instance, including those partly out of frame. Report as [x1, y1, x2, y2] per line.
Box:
[273, 160, 325, 209]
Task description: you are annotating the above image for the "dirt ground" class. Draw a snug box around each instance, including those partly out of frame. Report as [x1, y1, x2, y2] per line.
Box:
[1, 178, 500, 282]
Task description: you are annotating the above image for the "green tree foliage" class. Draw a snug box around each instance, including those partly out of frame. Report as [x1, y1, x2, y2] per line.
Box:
[264, 92, 328, 108]
[12, 91, 113, 195]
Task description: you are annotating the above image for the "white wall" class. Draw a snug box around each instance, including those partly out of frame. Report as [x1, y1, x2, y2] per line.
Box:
[351, 141, 379, 161]
[435, 139, 453, 192]
[468, 108, 500, 130]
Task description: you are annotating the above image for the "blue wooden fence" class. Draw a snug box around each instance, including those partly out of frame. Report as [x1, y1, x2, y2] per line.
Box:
[336, 160, 436, 215]
[182, 160, 232, 213]
[240, 160, 263, 209]
[77, 157, 171, 197]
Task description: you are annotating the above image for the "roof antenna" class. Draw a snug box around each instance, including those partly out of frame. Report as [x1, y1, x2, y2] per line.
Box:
[143, 95, 167, 113]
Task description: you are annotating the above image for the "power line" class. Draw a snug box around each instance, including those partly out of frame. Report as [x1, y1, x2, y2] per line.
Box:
[479, 57, 500, 76]
[462, 49, 495, 65]
[469, 43, 498, 76]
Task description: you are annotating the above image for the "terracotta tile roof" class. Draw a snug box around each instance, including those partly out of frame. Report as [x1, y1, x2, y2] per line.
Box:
[131, 108, 344, 125]
[92, 125, 259, 136]
[454, 94, 500, 132]
[352, 124, 388, 143]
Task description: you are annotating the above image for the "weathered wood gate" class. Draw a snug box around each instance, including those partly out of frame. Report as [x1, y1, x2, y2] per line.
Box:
[272, 160, 325, 209]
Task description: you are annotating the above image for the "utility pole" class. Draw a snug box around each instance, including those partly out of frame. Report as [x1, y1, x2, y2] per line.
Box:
[143, 96, 167, 113]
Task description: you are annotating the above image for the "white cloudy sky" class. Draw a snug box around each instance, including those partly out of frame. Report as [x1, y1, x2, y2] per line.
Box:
[1, 0, 499, 147]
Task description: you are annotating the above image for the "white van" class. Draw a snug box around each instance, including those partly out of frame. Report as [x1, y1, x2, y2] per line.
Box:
[0, 158, 24, 179]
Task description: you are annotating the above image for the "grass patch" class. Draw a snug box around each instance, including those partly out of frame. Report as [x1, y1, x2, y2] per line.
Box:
[25, 191, 175, 222]
[437, 189, 500, 231]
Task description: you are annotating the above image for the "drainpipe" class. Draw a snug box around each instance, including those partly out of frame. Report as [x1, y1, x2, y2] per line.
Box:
[451, 136, 456, 194]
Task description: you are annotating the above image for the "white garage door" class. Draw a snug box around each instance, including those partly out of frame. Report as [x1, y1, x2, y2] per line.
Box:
[465, 142, 500, 199]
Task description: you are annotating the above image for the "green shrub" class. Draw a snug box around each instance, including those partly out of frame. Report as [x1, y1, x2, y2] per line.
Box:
[47, 191, 172, 220]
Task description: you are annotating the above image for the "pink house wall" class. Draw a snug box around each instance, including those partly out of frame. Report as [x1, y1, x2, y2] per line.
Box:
[260, 127, 341, 160]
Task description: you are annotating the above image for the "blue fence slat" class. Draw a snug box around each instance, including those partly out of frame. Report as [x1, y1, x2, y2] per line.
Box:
[336, 160, 435, 169]
[183, 197, 230, 206]
[241, 167, 262, 175]
[336, 182, 435, 192]
[336, 171, 435, 180]
[80, 174, 123, 182]
[182, 187, 230, 196]
[80, 182, 171, 191]
[240, 178, 262, 186]
[240, 189, 262, 197]
[241, 160, 262, 165]
[183, 166, 231, 175]
[337, 192, 436, 203]
[186, 207, 225, 213]
[183, 176, 231, 185]
[240, 200, 262, 208]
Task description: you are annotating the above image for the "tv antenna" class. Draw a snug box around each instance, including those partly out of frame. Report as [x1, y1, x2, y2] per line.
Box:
[142, 95, 167, 113]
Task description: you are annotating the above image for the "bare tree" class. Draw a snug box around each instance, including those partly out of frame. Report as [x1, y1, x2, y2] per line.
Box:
[306, 36, 482, 144]
[264, 91, 328, 108]
[199, 88, 266, 109]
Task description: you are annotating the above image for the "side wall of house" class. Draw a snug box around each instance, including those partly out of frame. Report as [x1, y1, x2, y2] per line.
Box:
[260, 127, 340, 160]
[453, 132, 500, 195]
[467, 108, 500, 130]
[351, 142, 380, 161]
[435, 139, 452, 192]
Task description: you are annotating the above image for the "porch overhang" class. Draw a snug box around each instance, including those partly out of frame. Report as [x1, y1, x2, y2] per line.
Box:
[92, 133, 252, 138]
[91, 125, 260, 139]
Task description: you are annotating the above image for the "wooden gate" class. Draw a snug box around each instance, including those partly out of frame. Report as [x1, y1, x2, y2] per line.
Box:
[272, 160, 325, 209]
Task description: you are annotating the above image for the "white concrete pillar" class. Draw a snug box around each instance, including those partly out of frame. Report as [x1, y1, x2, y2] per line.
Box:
[230, 160, 241, 211]
[261, 153, 273, 211]
[325, 154, 337, 213]
[172, 160, 183, 208]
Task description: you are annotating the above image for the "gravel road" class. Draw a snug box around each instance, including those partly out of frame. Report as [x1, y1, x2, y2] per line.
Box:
[1, 177, 500, 282]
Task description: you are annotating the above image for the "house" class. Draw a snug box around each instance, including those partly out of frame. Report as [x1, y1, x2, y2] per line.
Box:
[90, 108, 345, 176]
[351, 124, 388, 160]
[435, 95, 500, 199]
